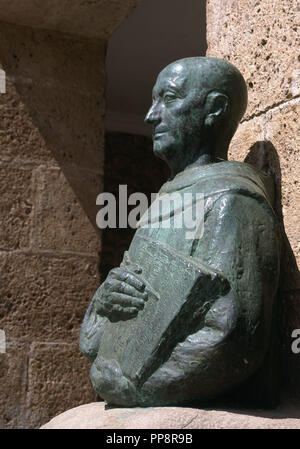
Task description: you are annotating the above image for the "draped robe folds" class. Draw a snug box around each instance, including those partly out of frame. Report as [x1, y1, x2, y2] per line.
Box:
[80, 161, 281, 406]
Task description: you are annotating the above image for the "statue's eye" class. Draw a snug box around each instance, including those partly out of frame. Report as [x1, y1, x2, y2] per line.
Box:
[163, 93, 176, 103]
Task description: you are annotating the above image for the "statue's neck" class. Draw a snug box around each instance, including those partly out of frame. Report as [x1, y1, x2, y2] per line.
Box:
[185, 153, 214, 170]
[167, 143, 229, 179]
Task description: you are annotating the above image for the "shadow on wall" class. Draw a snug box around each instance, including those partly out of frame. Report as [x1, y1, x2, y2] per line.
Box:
[0, 22, 105, 233]
[244, 141, 300, 400]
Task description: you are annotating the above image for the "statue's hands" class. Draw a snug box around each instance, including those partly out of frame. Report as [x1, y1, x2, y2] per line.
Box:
[90, 355, 140, 406]
[95, 267, 148, 322]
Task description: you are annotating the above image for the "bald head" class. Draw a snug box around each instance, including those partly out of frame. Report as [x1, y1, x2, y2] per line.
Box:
[158, 57, 248, 131]
[145, 57, 248, 172]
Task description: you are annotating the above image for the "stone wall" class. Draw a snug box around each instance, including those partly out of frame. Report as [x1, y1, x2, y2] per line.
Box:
[207, 0, 300, 397]
[0, 23, 105, 428]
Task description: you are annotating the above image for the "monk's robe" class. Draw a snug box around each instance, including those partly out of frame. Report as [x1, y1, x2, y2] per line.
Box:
[80, 161, 281, 406]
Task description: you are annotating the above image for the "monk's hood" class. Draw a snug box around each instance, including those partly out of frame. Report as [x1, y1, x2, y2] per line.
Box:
[158, 161, 275, 208]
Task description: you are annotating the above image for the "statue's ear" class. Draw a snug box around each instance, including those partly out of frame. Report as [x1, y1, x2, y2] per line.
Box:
[204, 92, 229, 127]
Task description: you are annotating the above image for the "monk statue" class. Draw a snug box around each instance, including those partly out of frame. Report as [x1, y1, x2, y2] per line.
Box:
[80, 57, 281, 407]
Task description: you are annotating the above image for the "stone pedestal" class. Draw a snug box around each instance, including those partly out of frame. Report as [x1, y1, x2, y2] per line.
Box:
[41, 401, 300, 429]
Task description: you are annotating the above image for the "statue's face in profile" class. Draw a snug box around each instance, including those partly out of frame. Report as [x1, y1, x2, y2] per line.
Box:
[145, 62, 206, 164]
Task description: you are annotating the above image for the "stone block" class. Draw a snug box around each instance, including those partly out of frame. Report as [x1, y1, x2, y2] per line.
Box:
[0, 252, 100, 342]
[62, 167, 104, 233]
[0, 80, 54, 164]
[0, 23, 106, 172]
[41, 401, 300, 429]
[0, 165, 33, 250]
[207, 0, 299, 118]
[0, 342, 29, 429]
[5, 80, 105, 174]
[33, 168, 101, 253]
[0, 23, 106, 91]
[228, 115, 265, 162]
[0, 0, 140, 40]
[27, 343, 97, 428]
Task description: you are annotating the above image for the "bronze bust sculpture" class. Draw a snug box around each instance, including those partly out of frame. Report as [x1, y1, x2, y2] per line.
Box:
[80, 57, 281, 407]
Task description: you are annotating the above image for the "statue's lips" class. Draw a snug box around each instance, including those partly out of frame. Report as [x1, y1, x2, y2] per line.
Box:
[153, 129, 168, 139]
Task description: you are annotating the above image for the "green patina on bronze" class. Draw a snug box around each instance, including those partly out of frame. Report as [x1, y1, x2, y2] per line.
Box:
[80, 57, 281, 407]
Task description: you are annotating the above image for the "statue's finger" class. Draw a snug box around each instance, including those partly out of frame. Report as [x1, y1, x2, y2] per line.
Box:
[107, 279, 148, 299]
[110, 293, 145, 310]
[110, 305, 139, 320]
[110, 268, 145, 291]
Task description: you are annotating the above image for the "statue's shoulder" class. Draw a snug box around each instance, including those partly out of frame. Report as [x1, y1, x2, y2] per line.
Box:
[192, 161, 275, 208]
[198, 160, 271, 186]
[214, 160, 269, 182]
[160, 161, 275, 208]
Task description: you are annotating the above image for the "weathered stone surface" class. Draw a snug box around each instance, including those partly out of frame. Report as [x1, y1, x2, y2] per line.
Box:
[41, 401, 300, 429]
[62, 167, 104, 234]
[207, 0, 299, 118]
[0, 23, 106, 173]
[228, 116, 264, 162]
[0, 252, 99, 341]
[0, 342, 29, 429]
[16, 84, 105, 172]
[0, 23, 106, 227]
[33, 168, 101, 253]
[0, 165, 33, 250]
[27, 343, 97, 428]
[0, 24, 105, 91]
[0, 0, 140, 40]
[0, 79, 54, 164]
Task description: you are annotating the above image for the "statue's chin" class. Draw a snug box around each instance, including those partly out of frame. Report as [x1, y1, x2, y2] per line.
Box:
[153, 143, 171, 163]
[153, 147, 165, 161]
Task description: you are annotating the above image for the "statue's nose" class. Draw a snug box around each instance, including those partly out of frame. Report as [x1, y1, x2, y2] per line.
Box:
[144, 102, 161, 125]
